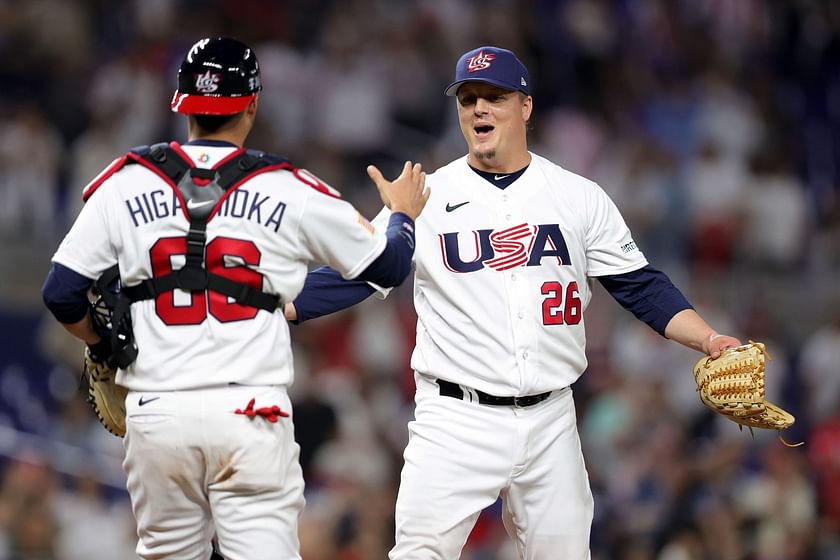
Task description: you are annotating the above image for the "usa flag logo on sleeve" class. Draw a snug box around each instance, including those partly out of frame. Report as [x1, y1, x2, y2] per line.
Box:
[357, 213, 375, 234]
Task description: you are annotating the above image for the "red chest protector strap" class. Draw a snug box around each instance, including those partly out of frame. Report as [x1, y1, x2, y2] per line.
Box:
[119, 142, 292, 313]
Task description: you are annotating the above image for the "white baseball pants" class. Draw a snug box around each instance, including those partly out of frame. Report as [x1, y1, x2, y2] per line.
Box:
[390, 373, 593, 559]
[123, 385, 305, 559]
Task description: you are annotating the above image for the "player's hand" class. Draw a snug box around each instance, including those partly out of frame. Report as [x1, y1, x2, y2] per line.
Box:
[703, 333, 742, 358]
[283, 302, 298, 322]
[367, 161, 429, 221]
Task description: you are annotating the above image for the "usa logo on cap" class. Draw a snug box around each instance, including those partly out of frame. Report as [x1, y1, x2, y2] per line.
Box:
[466, 51, 495, 73]
[195, 70, 221, 93]
[444, 46, 530, 96]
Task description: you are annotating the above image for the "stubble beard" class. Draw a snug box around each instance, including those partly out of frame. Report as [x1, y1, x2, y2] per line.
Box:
[473, 148, 496, 162]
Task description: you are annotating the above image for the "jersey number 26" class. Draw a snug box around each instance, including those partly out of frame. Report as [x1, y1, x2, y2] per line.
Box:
[541, 281, 582, 326]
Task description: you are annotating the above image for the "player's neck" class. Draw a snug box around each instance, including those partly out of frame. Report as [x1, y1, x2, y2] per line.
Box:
[467, 149, 531, 174]
[186, 118, 253, 148]
[188, 131, 247, 148]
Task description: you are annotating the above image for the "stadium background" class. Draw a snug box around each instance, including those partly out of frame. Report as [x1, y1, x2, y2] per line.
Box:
[0, 1, 839, 558]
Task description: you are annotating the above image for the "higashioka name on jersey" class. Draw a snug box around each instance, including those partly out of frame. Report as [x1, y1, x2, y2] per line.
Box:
[125, 188, 288, 232]
[439, 222, 571, 272]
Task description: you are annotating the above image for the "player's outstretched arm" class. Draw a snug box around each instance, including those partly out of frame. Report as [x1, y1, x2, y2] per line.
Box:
[367, 161, 430, 220]
[664, 308, 741, 358]
[282, 266, 377, 324]
[284, 162, 428, 325]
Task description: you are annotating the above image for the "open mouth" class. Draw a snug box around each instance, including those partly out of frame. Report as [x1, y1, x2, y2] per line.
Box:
[474, 124, 494, 136]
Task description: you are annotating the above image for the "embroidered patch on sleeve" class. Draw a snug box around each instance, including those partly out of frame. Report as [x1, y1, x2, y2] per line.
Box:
[357, 213, 375, 234]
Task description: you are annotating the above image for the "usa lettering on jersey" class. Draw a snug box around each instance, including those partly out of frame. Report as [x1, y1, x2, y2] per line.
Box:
[440, 223, 571, 273]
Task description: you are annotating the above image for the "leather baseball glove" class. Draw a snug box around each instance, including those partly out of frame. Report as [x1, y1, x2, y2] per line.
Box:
[82, 347, 128, 437]
[693, 341, 801, 446]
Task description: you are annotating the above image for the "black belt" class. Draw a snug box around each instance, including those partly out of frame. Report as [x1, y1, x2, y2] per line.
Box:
[436, 379, 552, 408]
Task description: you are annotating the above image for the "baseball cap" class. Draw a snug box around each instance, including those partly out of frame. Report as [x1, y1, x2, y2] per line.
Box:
[444, 46, 530, 97]
[170, 37, 262, 115]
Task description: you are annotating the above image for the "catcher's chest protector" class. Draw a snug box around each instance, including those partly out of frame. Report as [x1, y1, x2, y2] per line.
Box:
[89, 142, 292, 368]
[118, 142, 291, 312]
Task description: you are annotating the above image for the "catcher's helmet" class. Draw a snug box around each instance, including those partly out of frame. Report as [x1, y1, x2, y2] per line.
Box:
[170, 37, 262, 115]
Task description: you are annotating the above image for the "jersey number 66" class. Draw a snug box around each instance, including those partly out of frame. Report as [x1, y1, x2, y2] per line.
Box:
[150, 236, 264, 325]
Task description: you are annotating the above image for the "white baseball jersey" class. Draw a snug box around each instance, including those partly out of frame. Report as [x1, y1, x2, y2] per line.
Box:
[377, 152, 647, 396]
[53, 143, 385, 392]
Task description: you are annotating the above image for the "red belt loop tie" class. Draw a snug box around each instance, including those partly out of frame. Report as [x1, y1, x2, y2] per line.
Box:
[235, 398, 290, 423]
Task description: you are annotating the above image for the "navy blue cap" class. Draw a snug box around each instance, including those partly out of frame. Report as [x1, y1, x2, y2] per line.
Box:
[444, 46, 530, 96]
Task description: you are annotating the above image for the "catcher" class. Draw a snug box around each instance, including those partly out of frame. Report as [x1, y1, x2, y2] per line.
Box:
[693, 339, 801, 446]
[41, 36, 427, 559]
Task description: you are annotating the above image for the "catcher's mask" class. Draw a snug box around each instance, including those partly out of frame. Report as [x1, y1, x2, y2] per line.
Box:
[91, 266, 138, 369]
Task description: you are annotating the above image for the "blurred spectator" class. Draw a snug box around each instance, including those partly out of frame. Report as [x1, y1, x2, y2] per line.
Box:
[310, 19, 393, 162]
[536, 106, 607, 178]
[0, 457, 59, 560]
[808, 412, 840, 556]
[592, 135, 686, 265]
[694, 57, 764, 162]
[63, 52, 168, 225]
[737, 444, 818, 560]
[640, 68, 702, 164]
[738, 142, 810, 271]
[799, 308, 840, 427]
[682, 139, 749, 269]
[52, 474, 135, 559]
[657, 526, 704, 560]
[310, 369, 392, 490]
[0, 106, 62, 245]
[291, 380, 339, 484]
[251, 43, 314, 160]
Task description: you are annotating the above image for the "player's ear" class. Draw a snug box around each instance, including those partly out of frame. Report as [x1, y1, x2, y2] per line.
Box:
[246, 94, 259, 116]
[521, 94, 533, 122]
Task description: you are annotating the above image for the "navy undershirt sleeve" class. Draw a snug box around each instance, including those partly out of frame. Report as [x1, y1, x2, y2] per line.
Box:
[42, 263, 95, 324]
[291, 267, 376, 324]
[355, 212, 415, 287]
[597, 264, 693, 336]
[292, 212, 415, 324]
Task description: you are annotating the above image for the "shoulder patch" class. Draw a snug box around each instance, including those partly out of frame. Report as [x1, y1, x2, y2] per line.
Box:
[293, 168, 342, 199]
[357, 212, 375, 234]
[81, 155, 131, 202]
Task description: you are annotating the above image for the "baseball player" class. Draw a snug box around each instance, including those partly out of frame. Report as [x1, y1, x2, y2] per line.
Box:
[285, 46, 741, 559]
[41, 37, 428, 560]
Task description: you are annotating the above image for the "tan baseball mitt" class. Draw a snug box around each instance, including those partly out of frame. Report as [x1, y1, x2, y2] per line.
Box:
[83, 347, 128, 437]
[693, 341, 801, 446]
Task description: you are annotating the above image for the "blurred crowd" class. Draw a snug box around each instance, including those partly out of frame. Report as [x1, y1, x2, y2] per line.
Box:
[1, 0, 839, 558]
